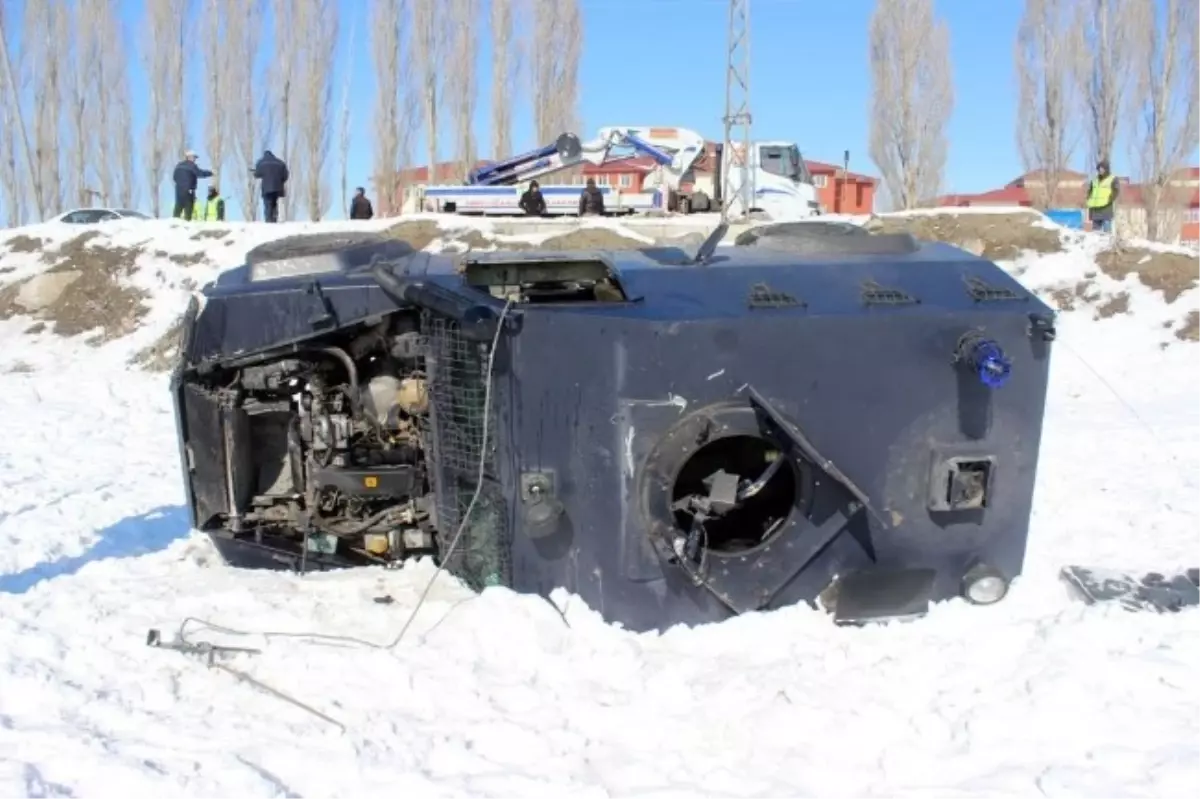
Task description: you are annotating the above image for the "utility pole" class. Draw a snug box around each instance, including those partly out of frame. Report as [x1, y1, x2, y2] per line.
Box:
[721, 0, 753, 221]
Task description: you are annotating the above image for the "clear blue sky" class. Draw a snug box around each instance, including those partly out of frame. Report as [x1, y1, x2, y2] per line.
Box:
[111, 0, 1134, 219]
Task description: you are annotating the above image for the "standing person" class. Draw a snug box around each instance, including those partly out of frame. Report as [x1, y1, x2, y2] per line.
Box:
[196, 185, 226, 221]
[349, 186, 374, 220]
[252, 149, 289, 222]
[519, 180, 547, 216]
[578, 177, 605, 216]
[1086, 159, 1119, 234]
[173, 149, 213, 220]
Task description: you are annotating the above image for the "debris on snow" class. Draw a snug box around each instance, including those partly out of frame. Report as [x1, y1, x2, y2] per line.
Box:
[863, 208, 1065, 261]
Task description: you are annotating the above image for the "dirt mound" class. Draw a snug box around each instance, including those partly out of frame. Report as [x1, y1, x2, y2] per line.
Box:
[131, 315, 185, 371]
[540, 228, 650, 250]
[383, 220, 444, 251]
[864, 211, 1065, 261]
[2, 233, 47, 254]
[382, 219, 653, 253]
[1172, 311, 1198, 342]
[0, 231, 148, 343]
[1095, 245, 1197, 303]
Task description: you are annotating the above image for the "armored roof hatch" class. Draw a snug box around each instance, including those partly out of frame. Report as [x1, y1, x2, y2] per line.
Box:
[460, 252, 630, 304]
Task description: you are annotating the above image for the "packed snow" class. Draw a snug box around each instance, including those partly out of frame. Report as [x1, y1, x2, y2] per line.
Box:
[0, 211, 1197, 798]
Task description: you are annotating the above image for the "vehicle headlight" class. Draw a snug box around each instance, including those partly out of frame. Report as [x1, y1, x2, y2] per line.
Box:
[962, 562, 1009, 605]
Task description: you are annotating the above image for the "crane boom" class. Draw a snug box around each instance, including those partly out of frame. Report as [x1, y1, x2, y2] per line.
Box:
[466, 126, 707, 191]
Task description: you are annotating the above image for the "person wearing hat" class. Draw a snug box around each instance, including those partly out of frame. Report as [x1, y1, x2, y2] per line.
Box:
[1085, 159, 1119, 234]
[172, 149, 214, 220]
[196, 184, 226, 222]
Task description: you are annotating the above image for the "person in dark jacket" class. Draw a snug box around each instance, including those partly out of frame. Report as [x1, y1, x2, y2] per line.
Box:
[519, 180, 547, 216]
[579, 178, 605, 216]
[252, 149, 289, 222]
[172, 150, 213, 220]
[1085, 159, 1120, 234]
[349, 187, 374, 220]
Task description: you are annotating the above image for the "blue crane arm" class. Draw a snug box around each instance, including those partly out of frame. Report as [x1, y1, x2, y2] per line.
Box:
[466, 142, 562, 186]
[460, 128, 693, 188]
[617, 133, 674, 167]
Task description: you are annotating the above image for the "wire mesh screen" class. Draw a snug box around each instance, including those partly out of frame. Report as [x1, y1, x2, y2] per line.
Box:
[420, 310, 511, 590]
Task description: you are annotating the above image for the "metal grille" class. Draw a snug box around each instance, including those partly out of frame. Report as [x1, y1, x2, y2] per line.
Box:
[963, 275, 1025, 303]
[748, 281, 803, 309]
[420, 311, 511, 590]
[861, 279, 919, 306]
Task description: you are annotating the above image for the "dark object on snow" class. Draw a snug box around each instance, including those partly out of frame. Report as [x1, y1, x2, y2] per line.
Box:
[1060, 565, 1200, 613]
[519, 181, 547, 216]
[173, 153, 213, 220]
[253, 150, 289, 223]
[350, 188, 374, 220]
[169, 222, 1057, 632]
[579, 179, 605, 215]
[173, 158, 213, 194]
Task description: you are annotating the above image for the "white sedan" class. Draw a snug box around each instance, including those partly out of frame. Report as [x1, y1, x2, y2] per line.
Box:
[52, 208, 153, 224]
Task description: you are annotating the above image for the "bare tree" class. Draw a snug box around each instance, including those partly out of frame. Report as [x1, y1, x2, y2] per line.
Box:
[1015, 0, 1082, 208]
[371, 0, 419, 215]
[530, 0, 583, 142]
[558, 1, 583, 135]
[63, 1, 102, 207]
[867, 0, 955, 210]
[227, 0, 268, 220]
[1073, 0, 1138, 166]
[270, 0, 302, 220]
[141, 0, 182, 216]
[86, 0, 135, 208]
[23, 1, 65, 218]
[413, 0, 446, 176]
[292, 0, 337, 220]
[0, 2, 29, 225]
[1129, 0, 1198, 242]
[337, 11, 360, 218]
[371, 0, 403, 216]
[445, 0, 479, 179]
[168, 0, 192, 159]
[201, 0, 232, 193]
[489, 0, 519, 160]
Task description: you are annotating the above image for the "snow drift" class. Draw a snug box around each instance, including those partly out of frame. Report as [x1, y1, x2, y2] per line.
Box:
[0, 209, 1196, 797]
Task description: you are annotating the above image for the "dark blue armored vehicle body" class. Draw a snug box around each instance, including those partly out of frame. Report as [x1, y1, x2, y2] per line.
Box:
[171, 224, 1057, 631]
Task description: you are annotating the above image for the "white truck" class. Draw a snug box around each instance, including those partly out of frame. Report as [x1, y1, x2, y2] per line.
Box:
[408, 125, 821, 220]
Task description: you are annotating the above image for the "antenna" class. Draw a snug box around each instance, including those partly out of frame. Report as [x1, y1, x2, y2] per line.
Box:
[721, 0, 753, 221]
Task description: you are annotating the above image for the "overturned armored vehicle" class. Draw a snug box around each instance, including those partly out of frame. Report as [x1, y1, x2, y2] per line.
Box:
[170, 223, 1057, 631]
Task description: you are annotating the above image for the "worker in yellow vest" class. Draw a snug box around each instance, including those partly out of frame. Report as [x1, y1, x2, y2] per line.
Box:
[195, 185, 226, 222]
[1085, 160, 1119, 234]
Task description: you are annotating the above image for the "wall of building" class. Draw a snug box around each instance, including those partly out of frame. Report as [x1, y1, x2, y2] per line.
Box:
[810, 171, 875, 214]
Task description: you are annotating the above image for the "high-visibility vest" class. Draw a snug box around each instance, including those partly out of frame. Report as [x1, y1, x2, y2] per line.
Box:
[196, 196, 223, 221]
[1086, 175, 1115, 209]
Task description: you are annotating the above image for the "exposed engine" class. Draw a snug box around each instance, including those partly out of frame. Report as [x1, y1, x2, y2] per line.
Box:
[197, 314, 439, 566]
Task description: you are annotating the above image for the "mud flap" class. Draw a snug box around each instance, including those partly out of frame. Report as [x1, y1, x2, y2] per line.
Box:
[831, 568, 936, 626]
[1059, 565, 1200, 613]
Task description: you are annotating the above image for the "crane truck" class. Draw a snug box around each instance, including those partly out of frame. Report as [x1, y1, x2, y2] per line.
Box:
[409, 125, 822, 220]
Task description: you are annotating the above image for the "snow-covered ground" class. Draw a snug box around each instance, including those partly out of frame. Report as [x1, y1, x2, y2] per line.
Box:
[0, 213, 1197, 797]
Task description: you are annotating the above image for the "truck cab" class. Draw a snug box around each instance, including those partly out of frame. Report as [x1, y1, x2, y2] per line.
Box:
[646, 140, 821, 219]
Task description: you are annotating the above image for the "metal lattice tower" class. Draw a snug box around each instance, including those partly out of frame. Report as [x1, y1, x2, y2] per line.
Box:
[721, 0, 753, 221]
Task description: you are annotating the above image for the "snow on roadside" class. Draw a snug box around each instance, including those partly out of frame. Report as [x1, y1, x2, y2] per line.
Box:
[0, 211, 1197, 797]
